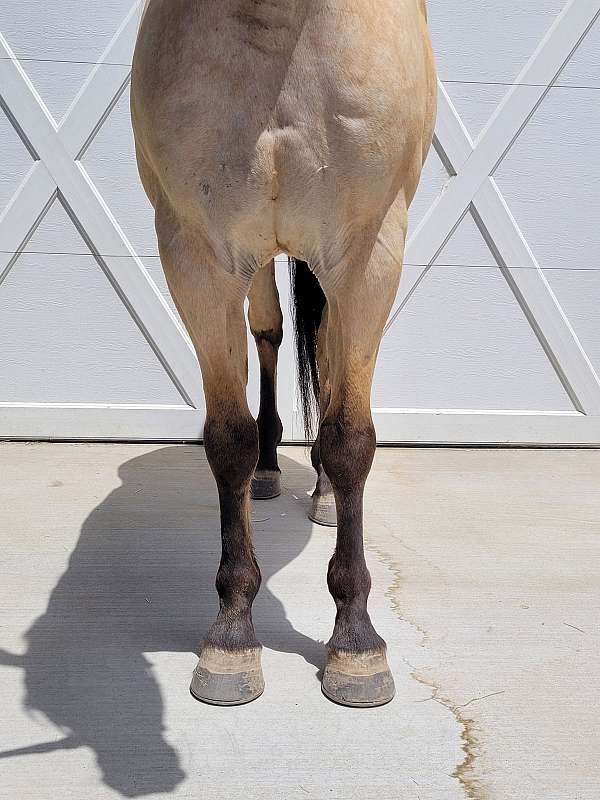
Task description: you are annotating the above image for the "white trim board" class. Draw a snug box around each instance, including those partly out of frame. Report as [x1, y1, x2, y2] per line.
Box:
[372, 410, 600, 446]
[1, 405, 599, 446]
[0, 404, 203, 442]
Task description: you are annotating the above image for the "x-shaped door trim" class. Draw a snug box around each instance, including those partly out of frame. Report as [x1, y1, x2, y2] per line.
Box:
[0, 2, 202, 409]
[1, 1, 599, 420]
[384, 0, 600, 415]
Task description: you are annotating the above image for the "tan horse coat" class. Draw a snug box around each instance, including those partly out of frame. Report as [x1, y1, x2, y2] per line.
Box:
[132, 0, 436, 707]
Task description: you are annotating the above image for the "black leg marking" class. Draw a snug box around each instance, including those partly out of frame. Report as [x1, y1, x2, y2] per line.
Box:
[319, 415, 395, 707]
[191, 410, 265, 705]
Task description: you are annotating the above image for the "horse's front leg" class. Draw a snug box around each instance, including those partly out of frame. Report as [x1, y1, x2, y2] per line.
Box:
[158, 217, 264, 706]
[318, 216, 405, 707]
[248, 260, 284, 500]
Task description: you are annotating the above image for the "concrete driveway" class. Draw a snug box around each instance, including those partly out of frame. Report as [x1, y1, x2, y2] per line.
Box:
[1, 443, 598, 799]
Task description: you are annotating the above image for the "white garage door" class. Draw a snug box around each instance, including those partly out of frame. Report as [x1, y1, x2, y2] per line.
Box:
[1, 1, 599, 444]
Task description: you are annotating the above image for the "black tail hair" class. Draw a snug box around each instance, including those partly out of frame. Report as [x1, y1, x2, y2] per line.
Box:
[289, 258, 326, 441]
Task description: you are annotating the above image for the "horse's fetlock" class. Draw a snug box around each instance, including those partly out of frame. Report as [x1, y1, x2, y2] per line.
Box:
[216, 558, 261, 606]
[327, 555, 371, 606]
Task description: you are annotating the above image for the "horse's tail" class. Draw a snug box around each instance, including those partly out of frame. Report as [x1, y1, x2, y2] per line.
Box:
[289, 258, 326, 441]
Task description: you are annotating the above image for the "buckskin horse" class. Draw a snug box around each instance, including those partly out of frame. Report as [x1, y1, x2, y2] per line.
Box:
[131, 0, 436, 707]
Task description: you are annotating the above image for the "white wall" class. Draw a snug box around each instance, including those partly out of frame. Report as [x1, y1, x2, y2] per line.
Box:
[1, 2, 599, 442]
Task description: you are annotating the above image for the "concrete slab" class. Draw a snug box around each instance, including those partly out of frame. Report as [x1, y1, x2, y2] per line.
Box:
[0, 443, 598, 799]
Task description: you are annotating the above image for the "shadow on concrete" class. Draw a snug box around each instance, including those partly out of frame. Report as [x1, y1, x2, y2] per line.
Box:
[0, 446, 319, 797]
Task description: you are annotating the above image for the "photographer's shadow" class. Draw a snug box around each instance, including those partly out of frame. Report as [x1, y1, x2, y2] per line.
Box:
[0, 446, 320, 797]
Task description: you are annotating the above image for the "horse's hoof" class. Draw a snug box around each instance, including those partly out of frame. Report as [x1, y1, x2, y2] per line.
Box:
[321, 650, 395, 708]
[251, 470, 281, 500]
[190, 647, 264, 706]
[308, 492, 337, 527]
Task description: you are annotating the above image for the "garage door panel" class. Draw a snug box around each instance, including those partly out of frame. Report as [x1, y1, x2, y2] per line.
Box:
[543, 271, 600, 385]
[0, 107, 32, 212]
[439, 82, 507, 142]
[557, 13, 600, 85]
[493, 97, 600, 277]
[492, 80, 600, 381]
[12, 60, 102, 126]
[0, 197, 186, 405]
[80, 86, 178, 323]
[0, 1, 136, 64]
[429, 1, 565, 85]
[82, 89, 159, 265]
[427, 209, 496, 269]
[373, 259, 574, 412]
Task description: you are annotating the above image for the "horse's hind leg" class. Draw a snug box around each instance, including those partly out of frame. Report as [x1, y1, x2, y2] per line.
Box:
[309, 305, 337, 527]
[318, 213, 406, 707]
[248, 260, 284, 500]
[157, 216, 263, 705]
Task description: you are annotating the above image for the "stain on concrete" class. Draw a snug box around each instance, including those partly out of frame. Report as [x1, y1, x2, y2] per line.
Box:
[363, 533, 486, 800]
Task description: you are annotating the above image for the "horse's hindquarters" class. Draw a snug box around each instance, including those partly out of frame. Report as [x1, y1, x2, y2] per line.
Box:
[131, 0, 436, 270]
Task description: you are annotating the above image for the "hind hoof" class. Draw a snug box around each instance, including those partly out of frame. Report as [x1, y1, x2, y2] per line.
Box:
[321, 650, 395, 708]
[308, 492, 337, 527]
[190, 647, 264, 706]
[251, 470, 281, 500]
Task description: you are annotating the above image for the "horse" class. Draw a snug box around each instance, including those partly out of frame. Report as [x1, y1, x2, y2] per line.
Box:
[131, 0, 436, 708]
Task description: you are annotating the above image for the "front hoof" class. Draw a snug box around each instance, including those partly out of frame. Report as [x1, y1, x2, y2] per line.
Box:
[251, 469, 281, 500]
[322, 650, 395, 708]
[308, 491, 337, 527]
[190, 647, 264, 706]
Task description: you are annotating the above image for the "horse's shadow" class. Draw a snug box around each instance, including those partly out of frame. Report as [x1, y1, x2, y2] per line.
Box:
[0, 446, 321, 797]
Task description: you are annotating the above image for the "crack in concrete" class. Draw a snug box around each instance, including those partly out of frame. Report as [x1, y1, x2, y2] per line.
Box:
[456, 691, 505, 710]
[413, 675, 487, 800]
[364, 532, 487, 800]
